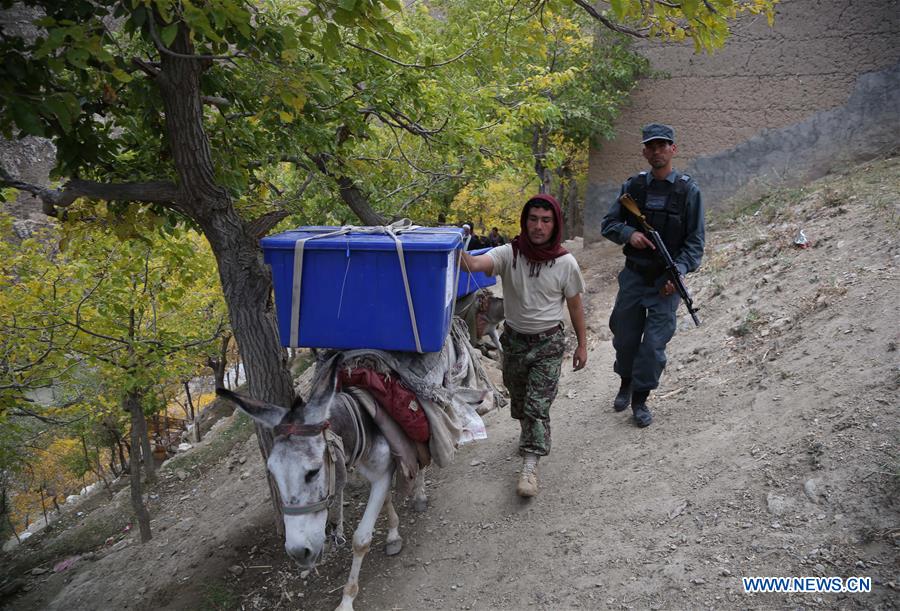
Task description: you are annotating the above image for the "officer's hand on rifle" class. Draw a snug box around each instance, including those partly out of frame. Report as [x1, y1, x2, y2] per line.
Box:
[628, 231, 656, 250]
[661, 277, 683, 297]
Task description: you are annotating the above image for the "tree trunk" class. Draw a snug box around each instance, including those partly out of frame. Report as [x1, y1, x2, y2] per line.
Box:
[82, 434, 112, 497]
[39, 489, 48, 525]
[0, 488, 18, 543]
[117, 438, 128, 476]
[126, 391, 153, 542]
[554, 164, 581, 239]
[183, 381, 202, 443]
[136, 400, 156, 483]
[206, 334, 230, 391]
[531, 126, 552, 193]
[156, 24, 294, 534]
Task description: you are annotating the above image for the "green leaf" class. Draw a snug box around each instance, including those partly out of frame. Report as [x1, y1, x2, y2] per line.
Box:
[323, 23, 341, 58]
[382, 0, 402, 11]
[339, 0, 358, 12]
[44, 94, 80, 131]
[160, 23, 179, 47]
[65, 47, 90, 69]
[111, 68, 133, 83]
[333, 9, 355, 26]
[9, 101, 45, 137]
[610, 0, 625, 19]
[131, 5, 146, 27]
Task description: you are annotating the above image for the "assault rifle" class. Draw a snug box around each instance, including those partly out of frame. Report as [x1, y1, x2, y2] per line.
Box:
[619, 193, 701, 327]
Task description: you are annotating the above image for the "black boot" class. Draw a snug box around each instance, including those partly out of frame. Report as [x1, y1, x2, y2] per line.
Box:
[613, 377, 632, 412]
[631, 390, 652, 428]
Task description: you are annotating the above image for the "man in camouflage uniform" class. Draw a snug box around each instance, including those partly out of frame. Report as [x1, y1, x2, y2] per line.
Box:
[461, 194, 587, 497]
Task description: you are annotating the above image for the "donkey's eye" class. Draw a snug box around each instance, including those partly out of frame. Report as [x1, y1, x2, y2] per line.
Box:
[304, 468, 321, 483]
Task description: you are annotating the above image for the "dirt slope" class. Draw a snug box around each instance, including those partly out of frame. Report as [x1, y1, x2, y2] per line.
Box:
[2, 158, 898, 610]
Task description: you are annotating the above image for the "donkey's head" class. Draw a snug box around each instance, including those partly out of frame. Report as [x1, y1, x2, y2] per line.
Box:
[216, 356, 340, 568]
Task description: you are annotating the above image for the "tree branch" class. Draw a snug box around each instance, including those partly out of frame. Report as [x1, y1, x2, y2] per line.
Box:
[202, 96, 232, 109]
[701, 0, 719, 14]
[131, 57, 160, 78]
[246, 210, 289, 238]
[0, 168, 180, 217]
[245, 155, 312, 171]
[147, 14, 243, 62]
[9, 403, 87, 426]
[360, 107, 448, 141]
[384, 123, 465, 179]
[308, 153, 387, 226]
[570, 0, 649, 37]
[346, 40, 480, 70]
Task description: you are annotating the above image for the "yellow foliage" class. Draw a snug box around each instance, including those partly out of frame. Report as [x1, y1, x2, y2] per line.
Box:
[9, 438, 108, 533]
[451, 174, 540, 237]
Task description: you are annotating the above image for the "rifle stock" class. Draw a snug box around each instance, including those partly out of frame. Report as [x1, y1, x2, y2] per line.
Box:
[619, 194, 701, 326]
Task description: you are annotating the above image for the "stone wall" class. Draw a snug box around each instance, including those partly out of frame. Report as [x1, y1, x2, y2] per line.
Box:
[584, 0, 900, 243]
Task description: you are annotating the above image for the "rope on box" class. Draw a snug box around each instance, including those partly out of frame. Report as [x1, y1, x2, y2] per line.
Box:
[290, 219, 463, 353]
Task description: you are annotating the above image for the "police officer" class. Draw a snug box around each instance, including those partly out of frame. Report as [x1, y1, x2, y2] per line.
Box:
[601, 123, 705, 427]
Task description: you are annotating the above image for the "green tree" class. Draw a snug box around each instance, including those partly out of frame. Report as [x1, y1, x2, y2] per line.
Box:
[55, 216, 227, 541]
[458, 4, 649, 236]
[0, 207, 228, 541]
[569, 0, 776, 52]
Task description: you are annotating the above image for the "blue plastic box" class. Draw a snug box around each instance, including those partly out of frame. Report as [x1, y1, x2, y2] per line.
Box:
[456, 247, 497, 298]
[261, 226, 464, 352]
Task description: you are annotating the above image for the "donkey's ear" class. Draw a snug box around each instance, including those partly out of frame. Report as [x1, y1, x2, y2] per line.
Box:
[216, 388, 289, 429]
[308, 354, 342, 403]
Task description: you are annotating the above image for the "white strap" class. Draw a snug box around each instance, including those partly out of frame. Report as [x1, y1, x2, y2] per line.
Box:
[290, 227, 349, 347]
[289, 220, 461, 351]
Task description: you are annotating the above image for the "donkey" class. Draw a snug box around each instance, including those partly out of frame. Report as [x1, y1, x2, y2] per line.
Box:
[217, 356, 426, 611]
[455, 291, 504, 353]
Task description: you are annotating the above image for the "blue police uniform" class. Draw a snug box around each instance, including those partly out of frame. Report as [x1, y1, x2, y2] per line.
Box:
[601, 168, 705, 425]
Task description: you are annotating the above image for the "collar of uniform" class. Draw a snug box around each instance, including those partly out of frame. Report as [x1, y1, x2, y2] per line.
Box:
[644, 170, 678, 185]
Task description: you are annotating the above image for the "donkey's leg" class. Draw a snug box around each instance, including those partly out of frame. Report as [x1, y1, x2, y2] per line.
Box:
[383, 492, 402, 556]
[412, 468, 428, 513]
[489, 327, 503, 353]
[335, 467, 393, 611]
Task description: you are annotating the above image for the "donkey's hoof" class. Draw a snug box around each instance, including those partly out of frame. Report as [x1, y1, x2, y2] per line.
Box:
[385, 538, 403, 556]
[413, 498, 428, 513]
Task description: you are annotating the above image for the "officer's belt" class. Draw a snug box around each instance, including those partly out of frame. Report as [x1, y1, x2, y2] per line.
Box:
[625, 260, 665, 286]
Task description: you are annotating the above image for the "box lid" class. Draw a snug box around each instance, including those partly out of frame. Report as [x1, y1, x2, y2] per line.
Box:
[261, 226, 464, 252]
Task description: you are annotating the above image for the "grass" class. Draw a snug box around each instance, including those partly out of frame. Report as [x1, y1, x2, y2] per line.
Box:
[163, 409, 256, 475]
[730, 308, 761, 338]
[200, 581, 241, 611]
[716, 185, 808, 224]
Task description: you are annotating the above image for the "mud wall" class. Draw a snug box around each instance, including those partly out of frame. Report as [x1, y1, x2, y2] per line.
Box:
[584, 0, 900, 243]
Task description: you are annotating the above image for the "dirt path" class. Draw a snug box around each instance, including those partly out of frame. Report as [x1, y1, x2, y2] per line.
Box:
[3, 159, 898, 610]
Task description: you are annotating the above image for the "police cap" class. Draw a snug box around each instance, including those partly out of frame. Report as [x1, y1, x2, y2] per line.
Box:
[641, 123, 675, 144]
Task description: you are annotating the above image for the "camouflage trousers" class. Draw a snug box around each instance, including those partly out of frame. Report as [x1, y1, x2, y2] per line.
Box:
[500, 324, 566, 457]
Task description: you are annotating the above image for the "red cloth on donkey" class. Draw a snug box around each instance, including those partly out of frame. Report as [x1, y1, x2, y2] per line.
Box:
[338, 367, 430, 443]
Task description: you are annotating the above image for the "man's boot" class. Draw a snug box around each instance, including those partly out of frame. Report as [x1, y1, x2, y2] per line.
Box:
[516, 453, 539, 497]
[631, 390, 652, 428]
[613, 377, 632, 412]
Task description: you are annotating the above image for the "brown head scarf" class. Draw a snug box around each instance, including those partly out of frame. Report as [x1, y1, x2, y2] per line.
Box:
[510, 194, 569, 276]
